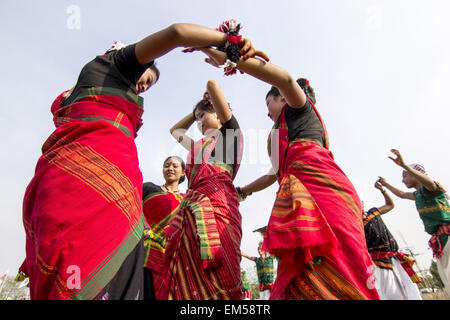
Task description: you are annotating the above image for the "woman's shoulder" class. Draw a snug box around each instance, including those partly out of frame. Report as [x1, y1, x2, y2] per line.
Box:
[143, 182, 163, 198]
[285, 99, 313, 119]
[220, 114, 240, 131]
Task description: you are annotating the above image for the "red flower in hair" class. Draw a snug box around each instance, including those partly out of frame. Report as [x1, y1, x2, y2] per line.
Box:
[299, 78, 310, 86]
[202, 92, 212, 104]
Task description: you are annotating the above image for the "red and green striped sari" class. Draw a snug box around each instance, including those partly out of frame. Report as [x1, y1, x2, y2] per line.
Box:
[154, 131, 243, 300]
[264, 103, 380, 300]
[21, 87, 146, 300]
[143, 190, 184, 273]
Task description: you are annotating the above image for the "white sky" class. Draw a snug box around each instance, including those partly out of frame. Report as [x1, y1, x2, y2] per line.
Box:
[1, 1, 449, 280]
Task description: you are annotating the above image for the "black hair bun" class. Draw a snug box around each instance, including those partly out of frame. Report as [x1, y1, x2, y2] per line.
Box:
[297, 78, 310, 89]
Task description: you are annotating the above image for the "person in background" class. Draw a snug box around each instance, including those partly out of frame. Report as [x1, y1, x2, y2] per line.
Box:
[363, 179, 422, 299]
[241, 241, 275, 300]
[241, 269, 252, 300]
[379, 149, 450, 297]
[142, 156, 185, 300]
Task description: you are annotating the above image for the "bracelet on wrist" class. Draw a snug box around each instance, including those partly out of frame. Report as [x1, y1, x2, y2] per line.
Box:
[236, 186, 245, 197]
[216, 19, 242, 76]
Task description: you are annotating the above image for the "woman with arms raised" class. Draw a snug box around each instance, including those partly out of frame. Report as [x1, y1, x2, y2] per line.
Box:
[155, 79, 244, 300]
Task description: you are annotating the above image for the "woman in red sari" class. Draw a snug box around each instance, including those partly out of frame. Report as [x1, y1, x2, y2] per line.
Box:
[142, 156, 185, 300]
[154, 80, 244, 300]
[21, 23, 265, 300]
[189, 46, 380, 300]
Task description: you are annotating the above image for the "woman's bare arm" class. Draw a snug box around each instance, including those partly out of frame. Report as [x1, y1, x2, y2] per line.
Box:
[200, 47, 306, 109]
[170, 113, 195, 151]
[241, 171, 277, 197]
[389, 149, 437, 192]
[135, 23, 267, 65]
[206, 80, 232, 124]
[378, 176, 415, 200]
[374, 180, 395, 214]
[135, 23, 227, 64]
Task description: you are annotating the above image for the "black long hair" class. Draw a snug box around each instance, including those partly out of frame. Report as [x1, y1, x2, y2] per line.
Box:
[266, 78, 316, 105]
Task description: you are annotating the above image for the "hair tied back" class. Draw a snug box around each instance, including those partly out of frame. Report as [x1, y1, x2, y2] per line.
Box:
[297, 78, 310, 89]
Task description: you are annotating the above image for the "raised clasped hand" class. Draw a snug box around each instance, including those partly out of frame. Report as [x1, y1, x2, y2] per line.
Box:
[238, 38, 270, 62]
[182, 37, 270, 63]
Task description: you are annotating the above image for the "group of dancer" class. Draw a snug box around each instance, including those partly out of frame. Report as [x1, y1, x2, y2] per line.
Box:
[17, 20, 449, 300]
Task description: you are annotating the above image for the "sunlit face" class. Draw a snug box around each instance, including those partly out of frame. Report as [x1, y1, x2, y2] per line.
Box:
[194, 109, 221, 135]
[136, 68, 158, 94]
[402, 170, 418, 189]
[266, 95, 285, 122]
[162, 157, 185, 184]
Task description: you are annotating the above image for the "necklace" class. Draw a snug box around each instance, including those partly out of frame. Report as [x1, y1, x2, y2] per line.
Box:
[162, 185, 179, 193]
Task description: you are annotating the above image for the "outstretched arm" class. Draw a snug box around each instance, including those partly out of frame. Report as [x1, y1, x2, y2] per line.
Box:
[378, 176, 415, 200]
[240, 252, 255, 262]
[135, 23, 265, 65]
[240, 170, 277, 197]
[170, 113, 195, 151]
[389, 149, 437, 192]
[135, 24, 226, 64]
[196, 47, 306, 109]
[374, 180, 395, 214]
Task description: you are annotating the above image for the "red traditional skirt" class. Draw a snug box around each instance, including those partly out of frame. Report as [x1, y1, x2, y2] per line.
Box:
[265, 141, 379, 300]
[21, 88, 145, 299]
[265, 103, 379, 300]
[153, 133, 243, 300]
[143, 191, 184, 272]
